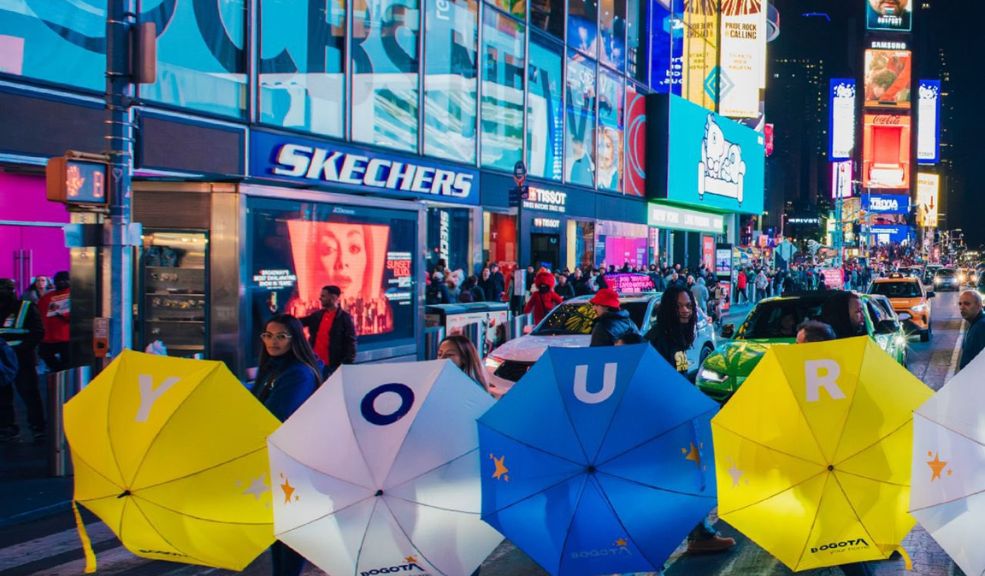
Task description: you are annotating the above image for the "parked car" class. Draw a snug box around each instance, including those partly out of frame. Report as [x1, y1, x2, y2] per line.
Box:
[484, 293, 717, 395]
[933, 268, 960, 291]
[696, 292, 908, 403]
[869, 275, 934, 341]
[865, 293, 912, 364]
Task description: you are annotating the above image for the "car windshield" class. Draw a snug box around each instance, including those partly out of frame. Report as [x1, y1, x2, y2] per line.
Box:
[532, 301, 648, 336]
[870, 282, 922, 298]
[937, 269, 955, 277]
[737, 298, 830, 340]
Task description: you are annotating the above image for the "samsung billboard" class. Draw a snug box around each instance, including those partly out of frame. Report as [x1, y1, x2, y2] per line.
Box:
[647, 94, 765, 215]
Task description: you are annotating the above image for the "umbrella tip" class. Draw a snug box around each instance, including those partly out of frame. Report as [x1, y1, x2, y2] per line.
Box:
[586, 465, 597, 474]
[827, 465, 834, 472]
[117, 490, 131, 499]
[375, 489, 384, 497]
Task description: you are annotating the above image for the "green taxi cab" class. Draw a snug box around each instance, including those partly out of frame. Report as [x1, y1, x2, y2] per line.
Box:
[696, 292, 908, 403]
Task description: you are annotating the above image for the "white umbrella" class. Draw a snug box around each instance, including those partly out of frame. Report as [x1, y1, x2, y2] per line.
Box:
[911, 350, 985, 576]
[268, 360, 503, 575]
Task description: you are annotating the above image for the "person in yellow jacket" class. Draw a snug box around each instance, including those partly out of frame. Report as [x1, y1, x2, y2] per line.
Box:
[0, 279, 45, 442]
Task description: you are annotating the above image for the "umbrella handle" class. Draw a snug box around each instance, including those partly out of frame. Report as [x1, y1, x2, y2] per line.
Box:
[896, 546, 912, 571]
[72, 500, 97, 573]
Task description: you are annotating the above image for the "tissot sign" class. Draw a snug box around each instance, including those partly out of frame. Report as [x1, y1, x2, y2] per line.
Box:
[250, 131, 479, 205]
[863, 194, 910, 214]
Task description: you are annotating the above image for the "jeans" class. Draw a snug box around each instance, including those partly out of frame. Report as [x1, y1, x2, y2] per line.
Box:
[0, 353, 45, 433]
[270, 541, 305, 576]
[840, 562, 875, 575]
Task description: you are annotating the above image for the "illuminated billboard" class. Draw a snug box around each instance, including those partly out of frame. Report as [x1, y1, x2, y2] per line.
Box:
[862, 113, 911, 190]
[648, 94, 765, 214]
[864, 50, 911, 109]
[916, 173, 939, 228]
[681, 0, 720, 111]
[718, 0, 767, 119]
[917, 80, 941, 164]
[831, 161, 853, 199]
[866, 0, 912, 32]
[829, 79, 857, 160]
[649, 0, 684, 94]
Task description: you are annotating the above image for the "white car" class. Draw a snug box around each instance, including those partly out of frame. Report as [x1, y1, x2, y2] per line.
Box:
[484, 293, 718, 396]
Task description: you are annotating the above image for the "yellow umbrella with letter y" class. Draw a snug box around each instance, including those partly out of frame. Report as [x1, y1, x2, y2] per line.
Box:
[64, 350, 280, 572]
[712, 336, 931, 571]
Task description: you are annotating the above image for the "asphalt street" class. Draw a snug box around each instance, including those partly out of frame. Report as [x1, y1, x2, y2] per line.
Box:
[0, 292, 969, 576]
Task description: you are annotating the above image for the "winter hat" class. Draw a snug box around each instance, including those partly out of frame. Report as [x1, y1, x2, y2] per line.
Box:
[590, 288, 621, 309]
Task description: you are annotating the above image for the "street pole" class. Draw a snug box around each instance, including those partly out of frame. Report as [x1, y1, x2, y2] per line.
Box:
[105, 0, 137, 356]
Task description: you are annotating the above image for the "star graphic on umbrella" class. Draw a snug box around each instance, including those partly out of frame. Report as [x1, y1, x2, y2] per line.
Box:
[280, 476, 297, 503]
[927, 451, 950, 482]
[405, 555, 418, 564]
[728, 462, 744, 487]
[243, 475, 269, 500]
[682, 442, 701, 464]
[615, 537, 628, 547]
[490, 454, 510, 482]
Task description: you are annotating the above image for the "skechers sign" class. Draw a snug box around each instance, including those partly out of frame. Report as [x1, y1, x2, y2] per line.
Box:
[648, 95, 764, 215]
[251, 131, 478, 205]
[863, 194, 910, 214]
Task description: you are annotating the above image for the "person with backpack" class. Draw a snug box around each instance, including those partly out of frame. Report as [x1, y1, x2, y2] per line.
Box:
[588, 289, 639, 347]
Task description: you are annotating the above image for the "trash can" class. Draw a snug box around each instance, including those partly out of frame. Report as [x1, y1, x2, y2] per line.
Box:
[47, 366, 91, 477]
[423, 326, 446, 360]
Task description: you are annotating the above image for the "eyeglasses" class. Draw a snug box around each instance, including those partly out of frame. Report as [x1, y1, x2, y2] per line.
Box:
[260, 332, 292, 342]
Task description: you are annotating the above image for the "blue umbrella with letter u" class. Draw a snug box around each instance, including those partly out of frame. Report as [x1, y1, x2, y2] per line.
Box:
[478, 344, 720, 576]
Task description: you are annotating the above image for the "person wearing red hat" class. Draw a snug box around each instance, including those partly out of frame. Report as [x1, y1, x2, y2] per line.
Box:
[524, 269, 563, 324]
[588, 288, 639, 346]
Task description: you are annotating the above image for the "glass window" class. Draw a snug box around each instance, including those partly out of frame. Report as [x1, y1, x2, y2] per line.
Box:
[530, 0, 565, 38]
[565, 50, 596, 188]
[485, 0, 525, 20]
[527, 35, 564, 182]
[625, 0, 648, 83]
[649, 0, 684, 93]
[568, 0, 599, 58]
[0, 1, 105, 91]
[424, 0, 478, 164]
[259, 0, 346, 137]
[599, 0, 626, 72]
[141, 0, 247, 118]
[352, 0, 421, 152]
[480, 9, 525, 172]
[597, 69, 624, 191]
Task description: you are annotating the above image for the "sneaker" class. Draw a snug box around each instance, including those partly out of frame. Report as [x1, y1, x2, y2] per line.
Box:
[686, 534, 736, 554]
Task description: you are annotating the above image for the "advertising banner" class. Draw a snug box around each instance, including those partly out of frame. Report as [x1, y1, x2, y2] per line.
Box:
[870, 224, 911, 245]
[718, 0, 766, 119]
[681, 0, 720, 111]
[656, 95, 765, 214]
[863, 193, 910, 214]
[916, 173, 939, 228]
[862, 113, 911, 190]
[864, 50, 912, 109]
[649, 0, 684, 94]
[702, 235, 715, 270]
[917, 80, 941, 164]
[648, 203, 725, 233]
[625, 85, 648, 196]
[831, 161, 854, 199]
[829, 79, 857, 160]
[866, 0, 912, 32]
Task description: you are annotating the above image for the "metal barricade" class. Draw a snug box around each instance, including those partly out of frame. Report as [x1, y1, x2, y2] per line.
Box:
[423, 326, 446, 360]
[47, 366, 91, 477]
[460, 321, 486, 356]
[507, 312, 533, 341]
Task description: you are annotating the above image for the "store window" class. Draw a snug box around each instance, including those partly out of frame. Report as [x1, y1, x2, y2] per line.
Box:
[530, 0, 564, 38]
[485, 0, 525, 19]
[568, 0, 599, 59]
[480, 8, 525, 172]
[483, 211, 517, 277]
[247, 197, 418, 360]
[424, 0, 479, 164]
[599, 0, 626, 72]
[259, 0, 346, 137]
[596, 221, 649, 269]
[352, 0, 420, 152]
[527, 35, 564, 182]
[597, 69, 624, 192]
[626, 0, 647, 83]
[141, 0, 247, 118]
[0, 1, 105, 91]
[569, 220, 596, 271]
[565, 50, 596, 188]
[426, 207, 472, 274]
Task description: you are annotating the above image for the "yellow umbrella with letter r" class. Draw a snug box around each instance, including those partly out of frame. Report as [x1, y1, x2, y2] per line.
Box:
[712, 336, 931, 571]
[64, 350, 280, 572]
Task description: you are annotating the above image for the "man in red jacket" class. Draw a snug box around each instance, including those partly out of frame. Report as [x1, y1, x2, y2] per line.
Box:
[524, 269, 564, 324]
[38, 271, 71, 372]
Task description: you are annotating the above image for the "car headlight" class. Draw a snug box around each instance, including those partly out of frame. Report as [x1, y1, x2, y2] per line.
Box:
[935, 278, 942, 284]
[911, 304, 928, 313]
[699, 368, 728, 383]
[484, 355, 505, 371]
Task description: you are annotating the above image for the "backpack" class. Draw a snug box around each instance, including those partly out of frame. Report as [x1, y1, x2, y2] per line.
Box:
[0, 340, 17, 388]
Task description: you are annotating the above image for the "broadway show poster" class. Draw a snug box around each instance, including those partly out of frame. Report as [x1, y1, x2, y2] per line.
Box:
[681, 0, 720, 112]
[248, 197, 417, 357]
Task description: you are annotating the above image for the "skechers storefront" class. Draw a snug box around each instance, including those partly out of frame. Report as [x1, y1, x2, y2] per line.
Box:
[646, 95, 765, 269]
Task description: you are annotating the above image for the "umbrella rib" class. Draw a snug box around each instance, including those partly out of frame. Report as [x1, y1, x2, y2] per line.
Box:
[70, 448, 126, 499]
[587, 353, 647, 464]
[909, 486, 985, 513]
[132, 445, 268, 492]
[353, 497, 380, 576]
[125, 363, 223, 488]
[719, 469, 828, 517]
[129, 497, 210, 565]
[592, 474, 670, 570]
[712, 421, 828, 467]
[914, 413, 985, 451]
[596, 470, 719, 500]
[556, 474, 590, 576]
[775, 355, 834, 465]
[485, 471, 585, 518]
[379, 496, 449, 576]
[268, 437, 377, 492]
[831, 473, 883, 557]
[826, 341, 871, 465]
[793, 472, 831, 571]
[127, 494, 275, 526]
[834, 468, 909, 488]
[596, 408, 719, 468]
[832, 418, 910, 468]
[274, 496, 375, 537]
[480, 426, 586, 468]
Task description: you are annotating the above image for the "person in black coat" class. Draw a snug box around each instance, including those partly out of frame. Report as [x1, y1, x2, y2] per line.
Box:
[250, 314, 322, 576]
[0, 279, 45, 442]
[555, 273, 577, 301]
[300, 285, 357, 378]
[589, 289, 639, 346]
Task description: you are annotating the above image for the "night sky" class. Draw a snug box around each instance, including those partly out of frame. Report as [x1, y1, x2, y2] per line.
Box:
[769, 0, 983, 250]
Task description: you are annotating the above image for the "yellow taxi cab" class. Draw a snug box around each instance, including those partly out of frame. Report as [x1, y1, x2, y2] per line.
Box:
[868, 274, 935, 341]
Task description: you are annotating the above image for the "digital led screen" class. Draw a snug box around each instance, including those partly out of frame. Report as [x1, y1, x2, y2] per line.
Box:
[718, 0, 767, 118]
[870, 225, 910, 245]
[864, 50, 911, 109]
[248, 197, 417, 358]
[862, 113, 911, 190]
[625, 84, 647, 197]
[831, 161, 853, 199]
[681, 0, 719, 111]
[648, 0, 683, 94]
[829, 79, 857, 160]
[916, 173, 939, 228]
[866, 0, 912, 32]
[917, 80, 941, 164]
[863, 193, 910, 214]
